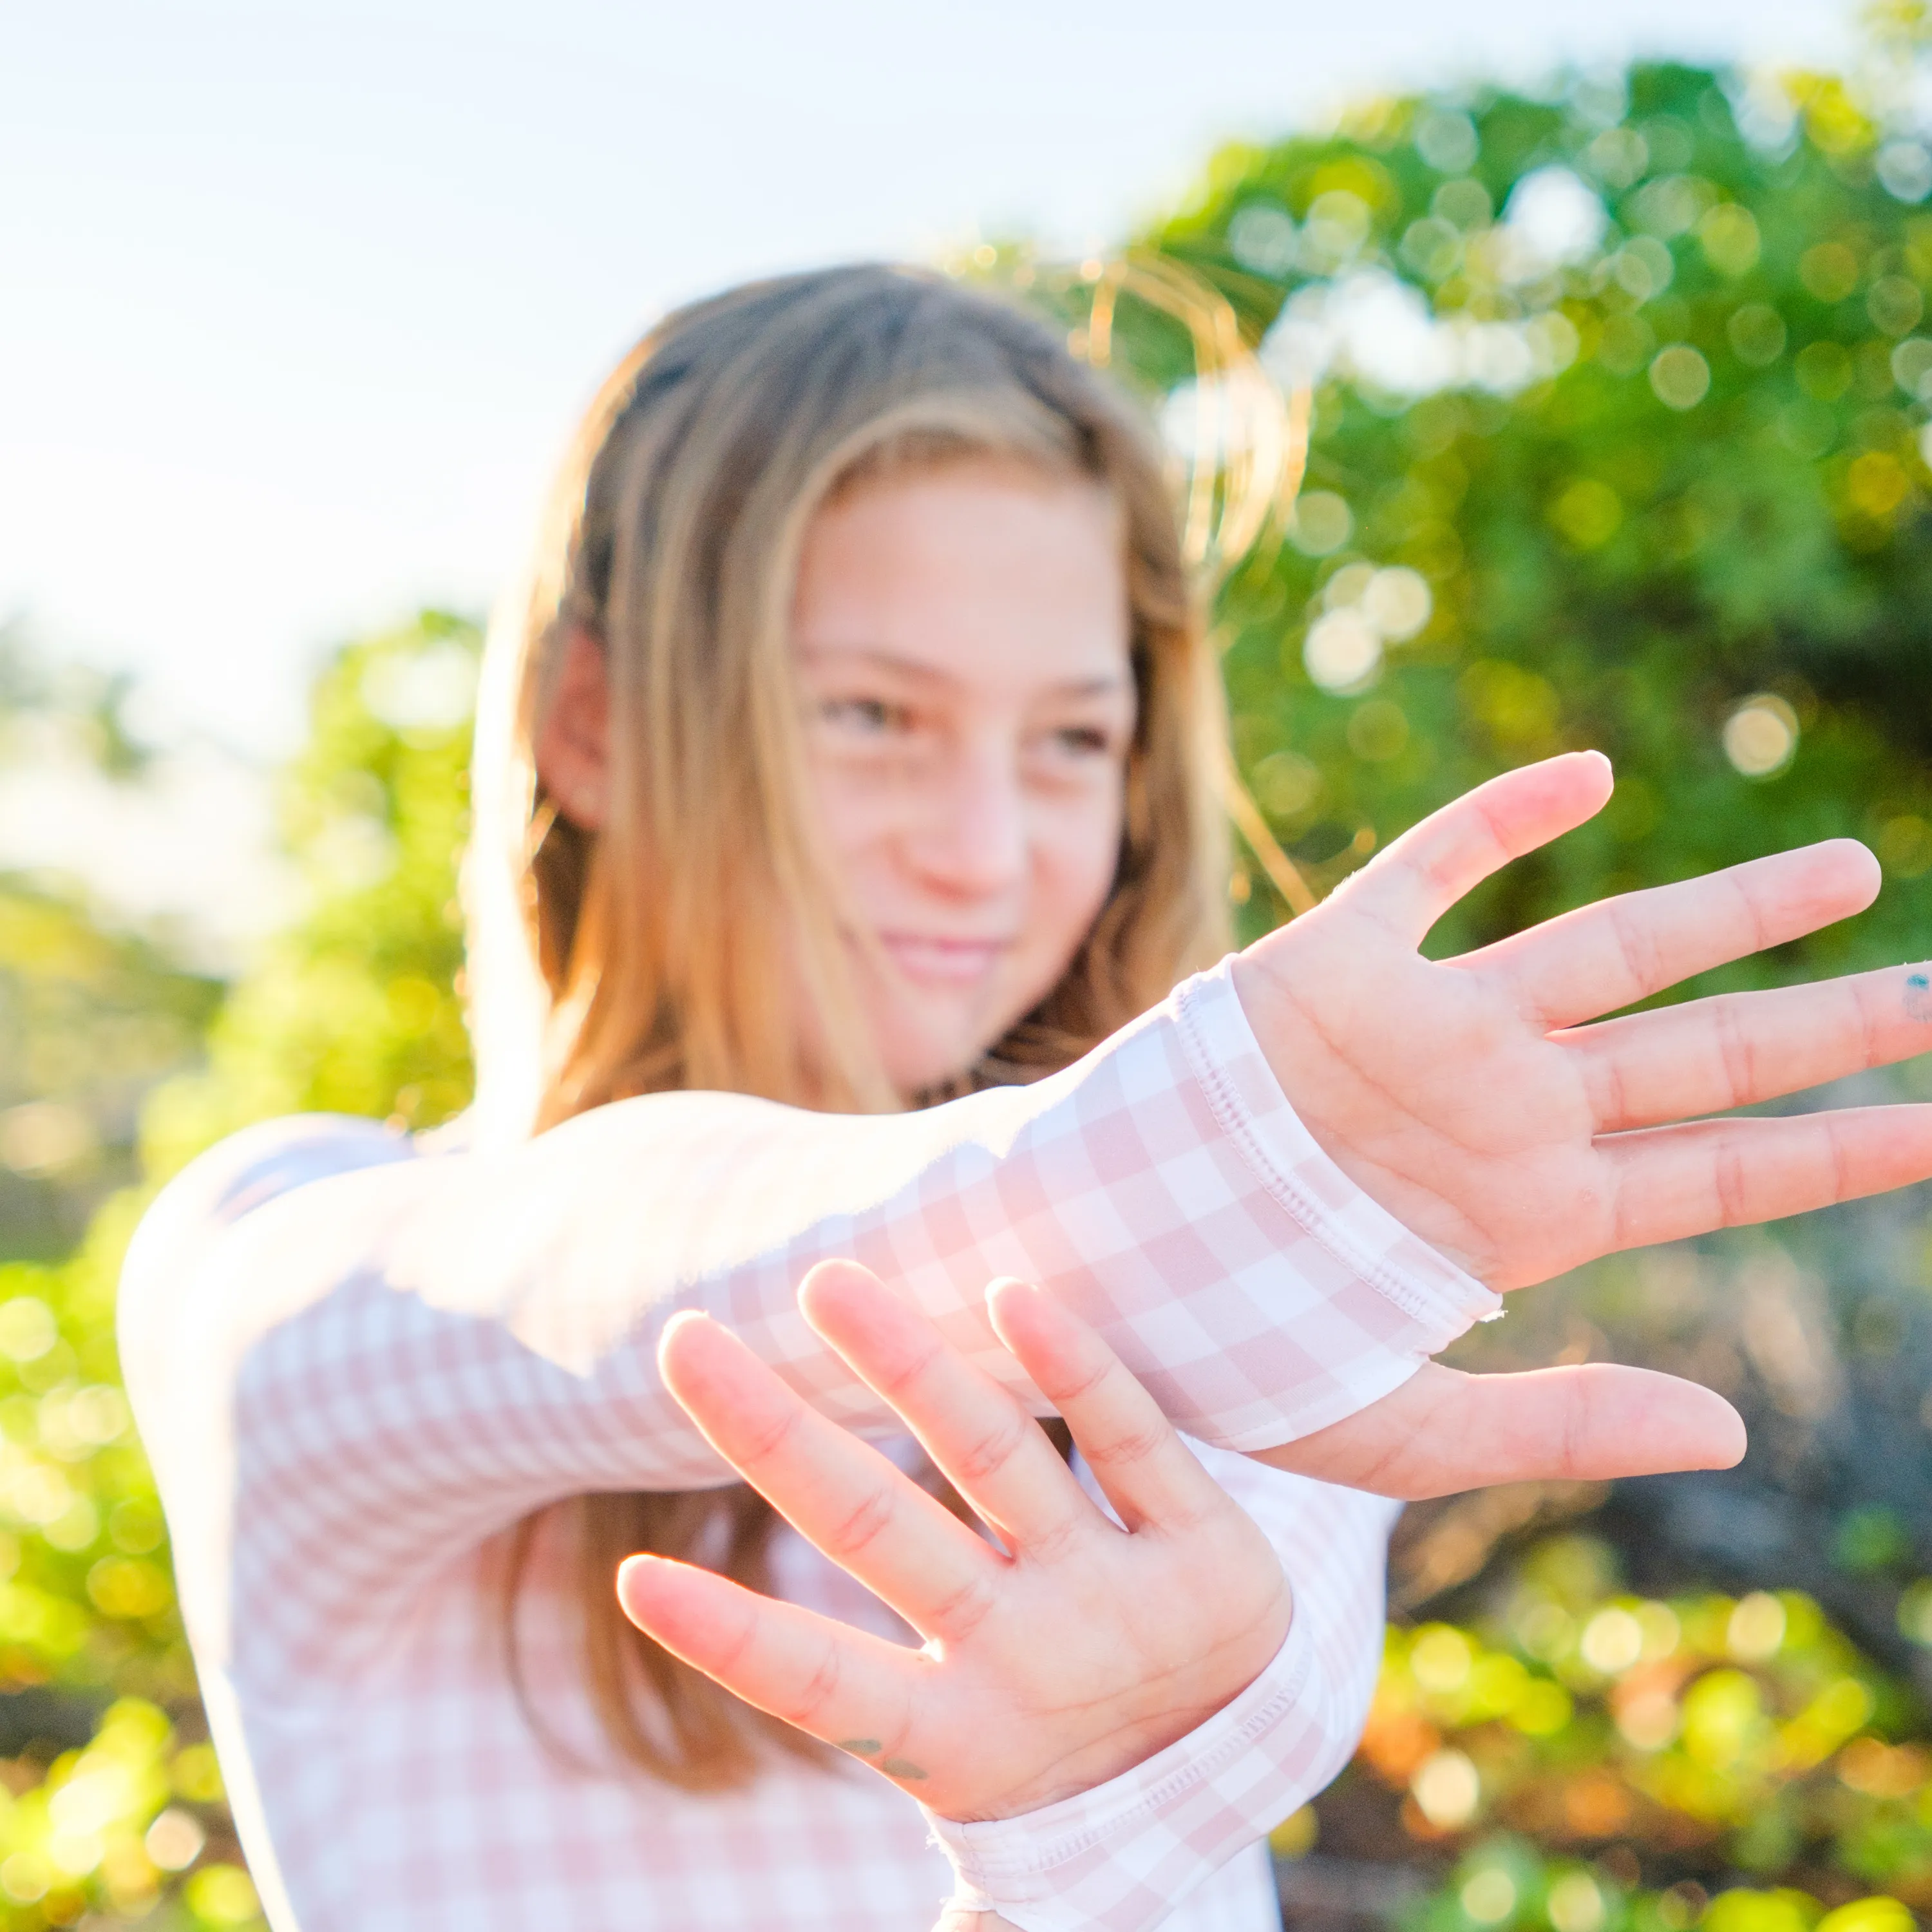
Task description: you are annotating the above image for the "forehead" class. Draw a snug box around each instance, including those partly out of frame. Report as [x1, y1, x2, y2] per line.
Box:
[791, 459, 1132, 693]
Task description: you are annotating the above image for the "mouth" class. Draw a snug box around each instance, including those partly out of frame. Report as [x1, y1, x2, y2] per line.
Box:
[875, 933, 1012, 986]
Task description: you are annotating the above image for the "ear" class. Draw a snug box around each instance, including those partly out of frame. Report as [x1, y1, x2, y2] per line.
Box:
[533, 627, 611, 831]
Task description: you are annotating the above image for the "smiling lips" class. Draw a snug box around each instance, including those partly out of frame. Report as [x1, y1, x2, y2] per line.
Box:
[876, 933, 1012, 985]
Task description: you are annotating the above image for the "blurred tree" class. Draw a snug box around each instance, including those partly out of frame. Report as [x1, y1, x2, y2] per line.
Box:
[1126, 51, 1932, 980]
[0, 624, 218, 1265]
[142, 610, 478, 1177]
[0, 612, 477, 1929]
[0, 887, 216, 1265]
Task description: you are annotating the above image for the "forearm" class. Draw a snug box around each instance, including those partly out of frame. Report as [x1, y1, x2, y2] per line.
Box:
[128, 961, 1482, 1681]
[350, 959, 1492, 1476]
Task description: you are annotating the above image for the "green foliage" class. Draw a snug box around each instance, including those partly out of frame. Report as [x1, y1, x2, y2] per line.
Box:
[0, 618, 221, 1265]
[1136, 55, 1932, 975]
[0, 612, 479, 1927]
[1293, 1531, 1932, 1927]
[0, 1148, 236, 1931]
[142, 611, 479, 1177]
[0, 888, 216, 1264]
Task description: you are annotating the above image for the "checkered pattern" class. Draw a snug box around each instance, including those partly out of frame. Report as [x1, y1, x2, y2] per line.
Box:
[120, 958, 1493, 1931]
[931, 1465, 1396, 1932]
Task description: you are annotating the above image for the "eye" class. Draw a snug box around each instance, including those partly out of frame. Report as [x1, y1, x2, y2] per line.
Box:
[819, 696, 911, 735]
[1035, 717, 1126, 768]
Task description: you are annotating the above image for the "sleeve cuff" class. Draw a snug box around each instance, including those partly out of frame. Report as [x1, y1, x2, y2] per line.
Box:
[1164, 956, 1499, 1450]
[923, 1610, 1323, 1932]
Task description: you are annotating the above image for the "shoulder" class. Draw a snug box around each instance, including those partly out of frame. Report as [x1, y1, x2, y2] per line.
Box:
[158, 1113, 418, 1229]
[124, 1113, 419, 1294]
[118, 1115, 422, 1419]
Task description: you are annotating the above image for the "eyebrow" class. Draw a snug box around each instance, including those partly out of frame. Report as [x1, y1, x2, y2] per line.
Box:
[797, 645, 1132, 699]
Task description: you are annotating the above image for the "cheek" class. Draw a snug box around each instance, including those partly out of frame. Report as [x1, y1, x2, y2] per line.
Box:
[801, 757, 891, 898]
[1025, 789, 1126, 951]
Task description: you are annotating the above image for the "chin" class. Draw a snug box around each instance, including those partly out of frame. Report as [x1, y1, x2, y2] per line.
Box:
[879, 1010, 1005, 1101]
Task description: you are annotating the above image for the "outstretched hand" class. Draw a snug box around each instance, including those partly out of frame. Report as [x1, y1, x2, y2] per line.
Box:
[616, 1259, 1291, 1838]
[1234, 750, 1932, 1499]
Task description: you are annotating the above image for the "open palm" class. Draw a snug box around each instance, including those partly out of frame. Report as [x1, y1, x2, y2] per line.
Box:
[1232, 751, 1932, 1497]
[616, 1261, 1292, 1833]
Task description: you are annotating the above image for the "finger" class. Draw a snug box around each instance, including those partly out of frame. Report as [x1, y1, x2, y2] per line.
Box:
[1333, 752, 1613, 944]
[1460, 840, 1880, 1028]
[985, 1276, 1226, 1535]
[1597, 1104, 1932, 1249]
[658, 1311, 998, 1640]
[798, 1260, 1095, 1556]
[616, 1553, 933, 1784]
[1250, 1360, 1745, 1499]
[1569, 962, 1932, 1131]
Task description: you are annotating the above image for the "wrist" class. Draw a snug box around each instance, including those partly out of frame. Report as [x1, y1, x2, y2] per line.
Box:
[924, 1617, 1323, 1932]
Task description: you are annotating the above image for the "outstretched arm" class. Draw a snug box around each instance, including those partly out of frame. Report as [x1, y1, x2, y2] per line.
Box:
[122, 753, 1932, 1685]
[1227, 750, 1932, 1493]
[120, 947, 1478, 1688]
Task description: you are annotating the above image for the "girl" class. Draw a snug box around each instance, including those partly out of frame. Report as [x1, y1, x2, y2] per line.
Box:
[120, 265, 1932, 1932]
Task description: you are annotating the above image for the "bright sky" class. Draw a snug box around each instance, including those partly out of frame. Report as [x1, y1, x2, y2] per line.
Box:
[4, 0, 1852, 760]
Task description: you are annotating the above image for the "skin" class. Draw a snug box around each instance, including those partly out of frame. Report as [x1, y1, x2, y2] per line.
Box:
[620, 1263, 1293, 1824]
[535, 458, 1137, 1101]
[789, 462, 1136, 1097]
[542, 465, 1932, 1927]
[1232, 753, 1932, 1497]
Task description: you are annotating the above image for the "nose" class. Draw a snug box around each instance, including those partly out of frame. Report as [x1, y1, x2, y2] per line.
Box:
[905, 738, 1028, 899]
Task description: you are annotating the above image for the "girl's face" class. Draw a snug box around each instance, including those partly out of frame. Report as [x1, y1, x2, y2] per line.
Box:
[792, 459, 1136, 1098]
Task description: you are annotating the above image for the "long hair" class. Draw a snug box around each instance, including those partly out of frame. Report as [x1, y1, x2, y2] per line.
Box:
[464, 264, 1232, 1788]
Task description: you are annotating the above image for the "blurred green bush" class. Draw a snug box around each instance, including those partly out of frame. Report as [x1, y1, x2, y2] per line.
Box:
[0, 614, 479, 1928]
[1276, 1527, 1932, 1929]
[1129, 46, 1932, 976]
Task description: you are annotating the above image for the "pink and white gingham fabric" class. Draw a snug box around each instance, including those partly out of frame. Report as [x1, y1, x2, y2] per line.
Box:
[120, 958, 1494, 1932]
[930, 1463, 1396, 1932]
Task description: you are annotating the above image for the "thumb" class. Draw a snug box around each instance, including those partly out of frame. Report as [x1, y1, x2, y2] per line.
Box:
[1250, 1361, 1746, 1499]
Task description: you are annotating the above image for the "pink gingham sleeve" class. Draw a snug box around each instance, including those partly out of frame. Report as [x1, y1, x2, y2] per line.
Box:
[927, 1457, 1394, 1932]
[122, 955, 1491, 1688]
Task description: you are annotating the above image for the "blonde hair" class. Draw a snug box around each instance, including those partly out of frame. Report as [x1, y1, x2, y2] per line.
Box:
[465, 263, 1232, 1788]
